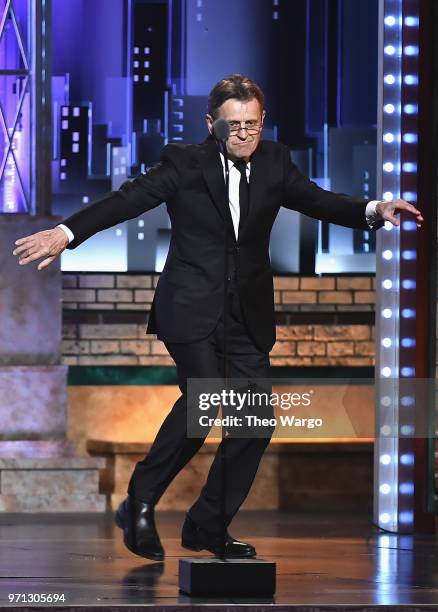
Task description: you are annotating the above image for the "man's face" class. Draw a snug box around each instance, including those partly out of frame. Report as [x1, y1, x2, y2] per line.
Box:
[206, 97, 265, 162]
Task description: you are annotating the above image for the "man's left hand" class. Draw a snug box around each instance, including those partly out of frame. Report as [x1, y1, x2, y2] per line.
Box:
[376, 198, 424, 228]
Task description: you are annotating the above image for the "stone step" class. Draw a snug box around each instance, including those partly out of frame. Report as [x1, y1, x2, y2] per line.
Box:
[0, 457, 105, 469]
[0, 440, 75, 458]
[0, 456, 107, 513]
[0, 494, 105, 513]
[2, 468, 99, 497]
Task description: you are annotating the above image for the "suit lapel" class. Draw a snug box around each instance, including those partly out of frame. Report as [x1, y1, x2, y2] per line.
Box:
[240, 144, 263, 239]
[198, 135, 236, 242]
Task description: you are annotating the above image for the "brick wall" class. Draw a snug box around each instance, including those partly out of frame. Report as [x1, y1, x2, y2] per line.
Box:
[62, 273, 376, 367]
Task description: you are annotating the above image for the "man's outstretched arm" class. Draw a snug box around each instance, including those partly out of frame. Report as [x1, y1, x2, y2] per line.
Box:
[281, 144, 423, 230]
[12, 145, 180, 270]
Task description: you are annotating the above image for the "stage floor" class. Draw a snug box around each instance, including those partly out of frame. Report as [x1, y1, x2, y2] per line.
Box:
[1, 509, 438, 608]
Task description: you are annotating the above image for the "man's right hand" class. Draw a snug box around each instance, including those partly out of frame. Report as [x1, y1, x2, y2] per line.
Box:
[12, 227, 69, 271]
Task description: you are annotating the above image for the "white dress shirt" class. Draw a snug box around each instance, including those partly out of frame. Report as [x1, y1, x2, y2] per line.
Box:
[56, 155, 382, 244]
[218, 153, 251, 240]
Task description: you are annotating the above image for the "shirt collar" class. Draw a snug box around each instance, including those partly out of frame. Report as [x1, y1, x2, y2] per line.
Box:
[218, 151, 251, 170]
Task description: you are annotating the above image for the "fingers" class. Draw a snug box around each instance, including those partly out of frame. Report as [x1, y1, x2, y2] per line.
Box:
[394, 199, 424, 222]
[387, 215, 400, 226]
[14, 234, 37, 246]
[13, 240, 37, 256]
[385, 199, 423, 228]
[38, 256, 56, 271]
[18, 249, 48, 265]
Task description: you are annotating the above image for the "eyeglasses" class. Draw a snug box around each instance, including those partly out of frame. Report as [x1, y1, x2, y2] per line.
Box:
[227, 120, 263, 135]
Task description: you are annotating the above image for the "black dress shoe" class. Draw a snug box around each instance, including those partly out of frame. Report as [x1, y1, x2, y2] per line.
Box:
[115, 495, 164, 561]
[181, 513, 256, 558]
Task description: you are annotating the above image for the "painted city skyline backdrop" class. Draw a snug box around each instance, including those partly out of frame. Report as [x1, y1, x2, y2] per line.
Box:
[1, 0, 379, 273]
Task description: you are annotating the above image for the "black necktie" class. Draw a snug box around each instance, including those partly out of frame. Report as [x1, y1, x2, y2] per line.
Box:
[234, 160, 249, 236]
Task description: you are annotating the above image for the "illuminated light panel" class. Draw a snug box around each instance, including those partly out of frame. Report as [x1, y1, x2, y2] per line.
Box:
[402, 220, 417, 231]
[403, 45, 418, 55]
[400, 367, 415, 376]
[400, 454, 414, 466]
[402, 192, 417, 200]
[400, 396, 415, 407]
[399, 482, 414, 494]
[401, 280, 415, 289]
[401, 307, 415, 317]
[399, 512, 414, 523]
[404, 16, 419, 26]
[404, 74, 418, 85]
[403, 133, 417, 143]
[400, 425, 415, 436]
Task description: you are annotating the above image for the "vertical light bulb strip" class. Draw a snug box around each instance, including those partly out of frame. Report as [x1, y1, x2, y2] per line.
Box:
[374, 0, 420, 534]
[374, 0, 402, 533]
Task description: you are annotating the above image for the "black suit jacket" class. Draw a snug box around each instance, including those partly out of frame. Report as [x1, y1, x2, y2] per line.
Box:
[60, 135, 383, 352]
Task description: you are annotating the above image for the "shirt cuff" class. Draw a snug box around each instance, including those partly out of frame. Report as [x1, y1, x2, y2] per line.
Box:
[57, 224, 74, 243]
[365, 200, 382, 229]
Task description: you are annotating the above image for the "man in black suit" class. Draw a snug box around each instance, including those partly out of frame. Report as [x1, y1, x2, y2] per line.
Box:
[13, 74, 423, 561]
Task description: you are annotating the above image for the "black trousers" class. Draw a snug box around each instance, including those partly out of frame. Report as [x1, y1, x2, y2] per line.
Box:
[127, 272, 273, 534]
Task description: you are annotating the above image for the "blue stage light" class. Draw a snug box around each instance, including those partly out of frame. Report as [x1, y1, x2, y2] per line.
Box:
[403, 104, 418, 114]
[403, 133, 417, 143]
[401, 280, 415, 289]
[400, 367, 415, 376]
[401, 220, 417, 231]
[400, 454, 414, 466]
[403, 46, 418, 56]
[404, 16, 419, 26]
[399, 482, 414, 494]
[401, 308, 415, 317]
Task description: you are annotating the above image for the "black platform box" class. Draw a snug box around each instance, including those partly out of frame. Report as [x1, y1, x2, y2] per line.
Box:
[179, 558, 276, 597]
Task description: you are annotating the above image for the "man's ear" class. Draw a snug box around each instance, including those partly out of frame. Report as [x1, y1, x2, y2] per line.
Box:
[205, 113, 214, 135]
[261, 109, 266, 128]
